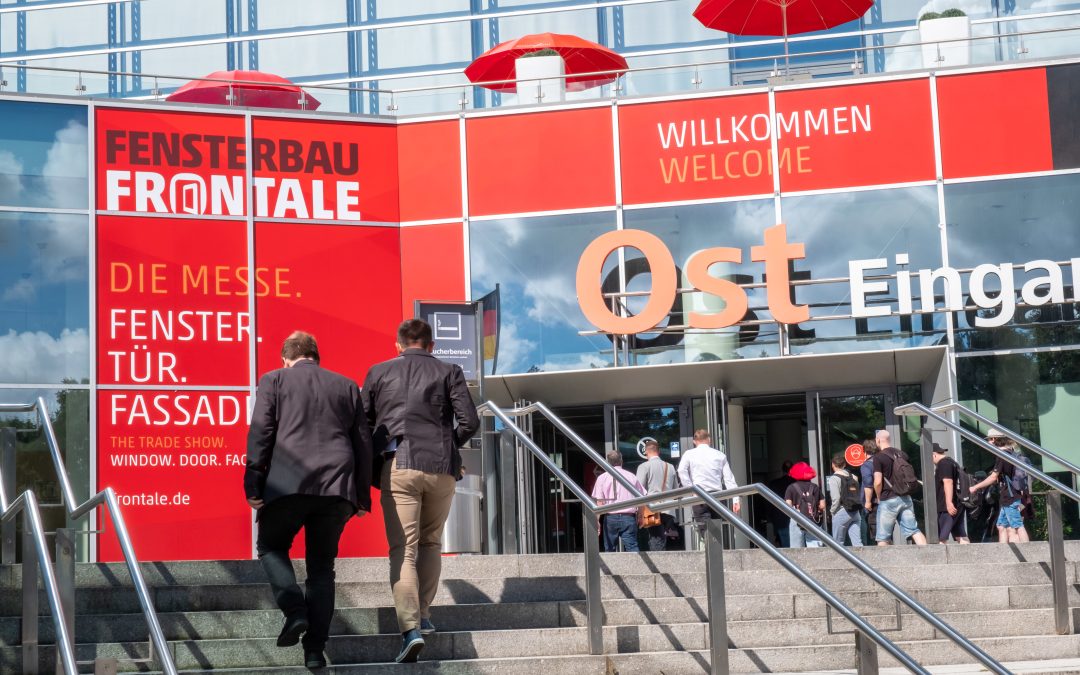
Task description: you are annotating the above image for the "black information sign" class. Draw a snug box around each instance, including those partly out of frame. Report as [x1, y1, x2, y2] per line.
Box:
[415, 301, 480, 384]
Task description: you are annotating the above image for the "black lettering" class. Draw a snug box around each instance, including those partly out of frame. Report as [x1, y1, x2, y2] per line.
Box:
[152, 132, 180, 167]
[181, 134, 202, 168]
[105, 130, 126, 163]
[305, 141, 332, 173]
[203, 135, 225, 169]
[253, 138, 277, 172]
[334, 142, 359, 176]
[128, 131, 150, 165]
[280, 140, 303, 172]
[227, 136, 246, 170]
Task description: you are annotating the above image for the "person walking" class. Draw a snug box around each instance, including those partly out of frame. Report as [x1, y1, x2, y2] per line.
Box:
[969, 428, 1031, 544]
[785, 462, 826, 547]
[873, 429, 928, 546]
[363, 319, 480, 663]
[860, 439, 878, 546]
[677, 429, 741, 547]
[245, 331, 372, 670]
[592, 450, 646, 552]
[635, 440, 678, 551]
[933, 443, 970, 544]
[827, 454, 863, 547]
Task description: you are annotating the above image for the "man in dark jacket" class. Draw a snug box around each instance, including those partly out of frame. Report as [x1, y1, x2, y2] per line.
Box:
[363, 319, 480, 663]
[245, 331, 372, 670]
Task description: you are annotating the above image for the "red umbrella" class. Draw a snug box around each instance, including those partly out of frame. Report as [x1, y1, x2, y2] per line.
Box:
[465, 33, 628, 92]
[694, 0, 873, 73]
[166, 70, 321, 110]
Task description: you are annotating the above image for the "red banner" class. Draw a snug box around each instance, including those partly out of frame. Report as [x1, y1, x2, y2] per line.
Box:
[96, 215, 251, 387]
[398, 121, 462, 222]
[619, 93, 773, 205]
[97, 389, 251, 561]
[466, 107, 615, 216]
[775, 79, 936, 191]
[937, 68, 1053, 179]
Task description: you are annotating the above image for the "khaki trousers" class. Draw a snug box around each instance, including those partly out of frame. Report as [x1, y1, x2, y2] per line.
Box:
[380, 457, 456, 633]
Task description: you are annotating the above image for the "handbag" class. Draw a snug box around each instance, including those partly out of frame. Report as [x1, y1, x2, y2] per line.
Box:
[637, 463, 668, 528]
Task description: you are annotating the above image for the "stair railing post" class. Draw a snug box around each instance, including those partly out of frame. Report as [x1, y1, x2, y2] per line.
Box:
[1047, 490, 1071, 634]
[23, 509, 39, 675]
[582, 508, 604, 655]
[704, 517, 729, 674]
[55, 528, 75, 675]
[1, 427, 15, 564]
[855, 629, 880, 674]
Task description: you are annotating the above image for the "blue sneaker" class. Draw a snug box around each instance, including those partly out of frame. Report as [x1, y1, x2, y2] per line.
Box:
[419, 618, 436, 635]
[395, 629, 425, 663]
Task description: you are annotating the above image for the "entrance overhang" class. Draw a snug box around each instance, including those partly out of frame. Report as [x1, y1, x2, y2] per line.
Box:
[483, 345, 949, 406]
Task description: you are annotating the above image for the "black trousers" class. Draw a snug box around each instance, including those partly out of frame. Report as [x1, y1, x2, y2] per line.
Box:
[256, 495, 355, 651]
[646, 514, 675, 551]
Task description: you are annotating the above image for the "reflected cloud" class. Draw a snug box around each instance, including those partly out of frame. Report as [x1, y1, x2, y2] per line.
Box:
[0, 329, 89, 383]
[0, 151, 23, 203]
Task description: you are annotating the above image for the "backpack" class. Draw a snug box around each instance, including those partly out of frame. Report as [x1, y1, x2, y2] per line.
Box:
[837, 471, 862, 512]
[794, 482, 821, 522]
[1003, 451, 1033, 498]
[957, 468, 979, 511]
[884, 448, 919, 496]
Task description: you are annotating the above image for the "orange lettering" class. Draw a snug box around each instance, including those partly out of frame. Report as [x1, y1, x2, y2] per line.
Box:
[685, 247, 748, 329]
[576, 229, 677, 335]
[750, 224, 810, 324]
[111, 262, 132, 293]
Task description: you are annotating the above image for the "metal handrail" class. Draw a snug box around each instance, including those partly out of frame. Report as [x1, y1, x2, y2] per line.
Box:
[0, 488, 78, 674]
[480, 399, 1012, 674]
[0, 399, 178, 675]
[894, 401, 1076, 636]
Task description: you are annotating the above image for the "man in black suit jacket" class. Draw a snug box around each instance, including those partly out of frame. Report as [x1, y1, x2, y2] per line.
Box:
[363, 318, 480, 663]
[245, 331, 372, 670]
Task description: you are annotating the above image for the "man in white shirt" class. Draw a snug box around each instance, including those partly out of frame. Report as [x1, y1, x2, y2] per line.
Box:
[677, 429, 741, 546]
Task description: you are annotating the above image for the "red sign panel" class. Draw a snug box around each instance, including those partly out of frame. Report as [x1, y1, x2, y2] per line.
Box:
[398, 121, 462, 222]
[254, 221, 403, 558]
[776, 79, 936, 191]
[96, 215, 251, 387]
[466, 107, 615, 216]
[937, 68, 1053, 179]
[619, 93, 773, 205]
[252, 117, 399, 222]
[97, 389, 251, 562]
[97, 109, 399, 221]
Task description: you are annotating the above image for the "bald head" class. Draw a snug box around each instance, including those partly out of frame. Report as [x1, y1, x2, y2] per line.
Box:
[875, 429, 891, 450]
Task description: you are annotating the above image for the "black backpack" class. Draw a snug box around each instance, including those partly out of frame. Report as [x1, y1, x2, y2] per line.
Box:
[837, 472, 862, 511]
[957, 469, 979, 511]
[794, 482, 821, 522]
[884, 448, 919, 496]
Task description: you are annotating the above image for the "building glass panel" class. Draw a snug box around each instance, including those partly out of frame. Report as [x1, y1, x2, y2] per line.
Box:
[0, 99, 88, 209]
[470, 211, 618, 374]
[946, 174, 1080, 353]
[0, 211, 90, 385]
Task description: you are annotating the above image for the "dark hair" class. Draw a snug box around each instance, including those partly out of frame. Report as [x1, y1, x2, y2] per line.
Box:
[693, 428, 711, 442]
[832, 453, 847, 468]
[862, 439, 877, 455]
[397, 319, 433, 348]
[281, 331, 319, 363]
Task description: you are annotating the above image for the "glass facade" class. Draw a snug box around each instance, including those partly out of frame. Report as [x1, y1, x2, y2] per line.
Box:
[0, 0, 1078, 114]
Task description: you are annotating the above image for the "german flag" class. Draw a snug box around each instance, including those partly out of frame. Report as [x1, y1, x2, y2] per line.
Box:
[479, 285, 500, 374]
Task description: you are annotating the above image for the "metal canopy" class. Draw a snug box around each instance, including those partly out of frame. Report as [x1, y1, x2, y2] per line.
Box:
[483, 345, 948, 406]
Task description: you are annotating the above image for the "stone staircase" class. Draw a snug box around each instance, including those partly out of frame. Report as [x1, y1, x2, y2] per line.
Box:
[4, 542, 1080, 673]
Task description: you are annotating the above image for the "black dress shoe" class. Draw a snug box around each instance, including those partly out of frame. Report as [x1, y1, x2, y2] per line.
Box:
[305, 650, 327, 669]
[276, 614, 309, 647]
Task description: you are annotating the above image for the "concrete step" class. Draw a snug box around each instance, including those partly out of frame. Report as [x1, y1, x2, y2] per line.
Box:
[1, 607, 1067, 672]
[10, 627, 1080, 673]
[4, 542, 1075, 590]
[6, 561, 1074, 617]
